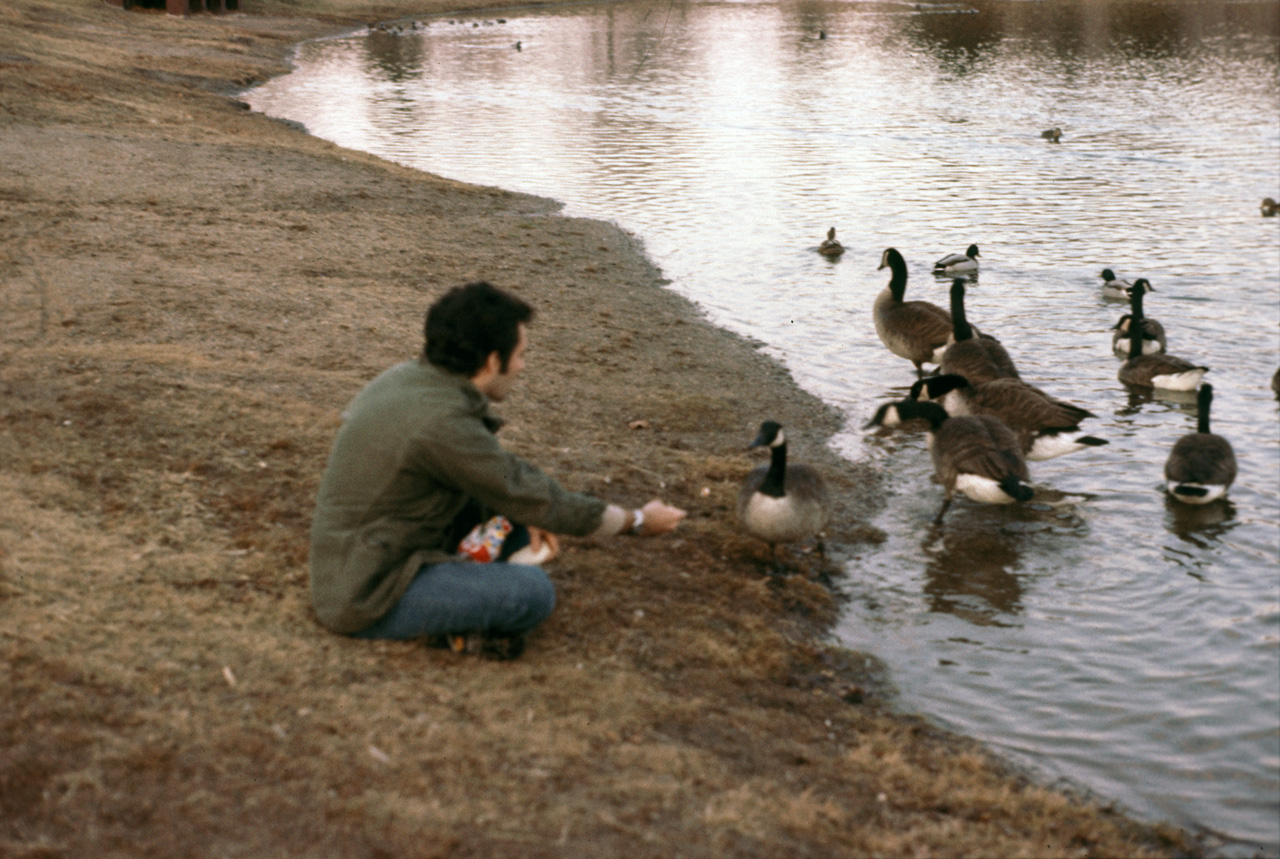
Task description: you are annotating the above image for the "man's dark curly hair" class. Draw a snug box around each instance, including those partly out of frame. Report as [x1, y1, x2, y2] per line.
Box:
[424, 282, 534, 376]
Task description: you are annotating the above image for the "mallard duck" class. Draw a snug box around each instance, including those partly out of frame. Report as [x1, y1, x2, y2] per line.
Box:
[1100, 268, 1133, 299]
[737, 421, 831, 568]
[939, 278, 1019, 385]
[865, 399, 1033, 523]
[1041, 127, 1062, 143]
[817, 227, 845, 258]
[910, 374, 1107, 462]
[934, 244, 980, 275]
[1117, 283, 1207, 391]
[875, 247, 954, 374]
[1262, 197, 1278, 217]
[1165, 384, 1236, 504]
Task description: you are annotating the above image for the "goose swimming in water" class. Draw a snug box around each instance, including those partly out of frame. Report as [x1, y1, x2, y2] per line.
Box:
[1165, 384, 1236, 504]
[910, 374, 1108, 462]
[1100, 268, 1133, 300]
[874, 247, 954, 374]
[1041, 127, 1062, 142]
[865, 399, 1034, 523]
[933, 244, 980, 275]
[939, 278, 1019, 385]
[817, 227, 845, 258]
[1262, 197, 1278, 217]
[737, 421, 831, 568]
[1111, 279, 1167, 357]
[1117, 280, 1206, 391]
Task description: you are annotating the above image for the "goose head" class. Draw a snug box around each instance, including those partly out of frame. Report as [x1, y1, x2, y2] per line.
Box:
[865, 399, 947, 431]
[750, 420, 785, 449]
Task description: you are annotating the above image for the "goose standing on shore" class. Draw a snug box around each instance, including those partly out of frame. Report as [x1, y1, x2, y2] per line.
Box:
[910, 374, 1108, 462]
[1111, 279, 1167, 357]
[940, 278, 1019, 385]
[874, 247, 955, 374]
[738, 421, 831, 568]
[865, 399, 1033, 523]
[1165, 384, 1236, 504]
[1100, 268, 1133, 299]
[1117, 281, 1207, 391]
[934, 244, 980, 276]
[818, 227, 845, 258]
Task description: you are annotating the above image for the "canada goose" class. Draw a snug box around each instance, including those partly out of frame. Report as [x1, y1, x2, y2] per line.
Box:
[910, 374, 1108, 461]
[1041, 127, 1062, 142]
[865, 399, 1033, 523]
[1111, 279, 1167, 357]
[818, 227, 845, 258]
[737, 421, 831, 567]
[875, 247, 955, 373]
[1165, 384, 1236, 504]
[1262, 198, 1278, 217]
[1100, 268, 1133, 300]
[1117, 282, 1207, 391]
[939, 279, 1019, 385]
[934, 244, 980, 275]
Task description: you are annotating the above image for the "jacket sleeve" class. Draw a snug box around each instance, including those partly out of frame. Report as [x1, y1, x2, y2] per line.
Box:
[410, 406, 606, 537]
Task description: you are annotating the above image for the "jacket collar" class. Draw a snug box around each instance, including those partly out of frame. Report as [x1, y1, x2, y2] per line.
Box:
[422, 358, 505, 433]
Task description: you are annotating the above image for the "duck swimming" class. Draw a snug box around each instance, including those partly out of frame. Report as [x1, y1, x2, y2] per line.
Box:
[934, 244, 980, 276]
[817, 227, 845, 258]
[1100, 268, 1133, 300]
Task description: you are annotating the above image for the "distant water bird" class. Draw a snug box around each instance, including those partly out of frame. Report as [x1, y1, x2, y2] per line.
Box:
[1262, 197, 1278, 217]
[865, 399, 1033, 523]
[1099, 268, 1133, 300]
[737, 421, 831, 569]
[1041, 127, 1062, 142]
[934, 244, 980, 276]
[1273, 367, 1280, 396]
[911, 374, 1107, 462]
[817, 227, 845, 258]
[1117, 282, 1207, 391]
[1165, 384, 1236, 504]
[939, 278, 1019, 385]
[514, 41, 522, 50]
[875, 247, 954, 374]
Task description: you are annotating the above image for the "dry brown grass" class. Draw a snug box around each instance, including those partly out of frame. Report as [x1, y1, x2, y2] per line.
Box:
[0, 1, 1200, 856]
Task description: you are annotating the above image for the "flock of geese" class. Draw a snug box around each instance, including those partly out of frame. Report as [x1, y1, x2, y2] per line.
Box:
[737, 234, 1274, 562]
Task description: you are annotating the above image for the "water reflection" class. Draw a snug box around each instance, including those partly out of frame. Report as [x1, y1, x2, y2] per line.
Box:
[922, 512, 1025, 624]
[1165, 495, 1239, 546]
[365, 30, 425, 81]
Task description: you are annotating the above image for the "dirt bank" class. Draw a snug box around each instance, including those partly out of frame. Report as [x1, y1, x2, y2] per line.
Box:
[0, 1, 1197, 856]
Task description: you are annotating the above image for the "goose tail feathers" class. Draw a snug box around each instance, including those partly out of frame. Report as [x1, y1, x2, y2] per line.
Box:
[999, 474, 1035, 503]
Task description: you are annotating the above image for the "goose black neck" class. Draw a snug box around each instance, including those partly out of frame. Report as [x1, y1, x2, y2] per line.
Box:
[898, 400, 949, 429]
[1197, 386, 1213, 434]
[950, 279, 973, 342]
[760, 443, 788, 498]
[1128, 290, 1146, 356]
[886, 252, 907, 302]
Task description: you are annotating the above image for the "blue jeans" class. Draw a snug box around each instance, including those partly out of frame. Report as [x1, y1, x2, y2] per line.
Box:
[353, 528, 555, 641]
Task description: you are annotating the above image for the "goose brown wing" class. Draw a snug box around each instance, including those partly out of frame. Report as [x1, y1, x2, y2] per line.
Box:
[972, 378, 1093, 431]
[1165, 434, 1238, 486]
[1119, 352, 1207, 384]
[941, 339, 1018, 386]
[933, 415, 1030, 486]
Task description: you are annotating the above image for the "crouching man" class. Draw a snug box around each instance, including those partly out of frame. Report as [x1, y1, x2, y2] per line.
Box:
[308, 281, 686, 657]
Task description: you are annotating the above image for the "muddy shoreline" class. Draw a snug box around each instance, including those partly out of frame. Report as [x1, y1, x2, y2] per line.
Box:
[0, 1, 1198, 855]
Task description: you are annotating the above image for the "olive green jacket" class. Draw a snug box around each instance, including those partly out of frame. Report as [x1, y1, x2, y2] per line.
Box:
[309, 359, 606, 633]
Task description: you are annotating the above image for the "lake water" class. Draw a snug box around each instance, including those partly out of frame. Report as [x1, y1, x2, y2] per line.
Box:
[245, 1, 1280, 854]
